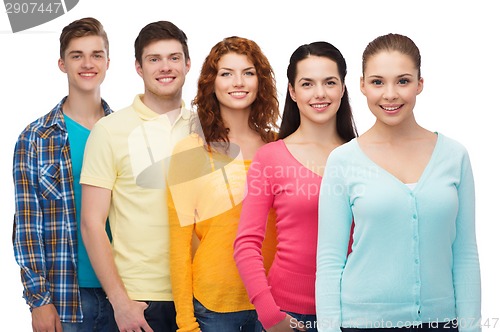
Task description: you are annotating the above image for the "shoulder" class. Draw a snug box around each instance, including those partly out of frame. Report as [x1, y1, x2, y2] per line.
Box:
[254, 140, 285, 159]
[16, 101, 65, 141]
[172, 133, 204, 153]
[327, 138, 359, 162]
[94, 104, 134, 127]
[437, 133, 469, 155]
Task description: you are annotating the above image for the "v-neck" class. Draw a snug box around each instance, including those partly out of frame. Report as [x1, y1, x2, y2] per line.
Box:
[279, 139, 323, 178]
[353, 133, 441, 192]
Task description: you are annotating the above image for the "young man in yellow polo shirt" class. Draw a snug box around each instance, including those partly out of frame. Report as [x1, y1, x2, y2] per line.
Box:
[80, 21, 192, 332]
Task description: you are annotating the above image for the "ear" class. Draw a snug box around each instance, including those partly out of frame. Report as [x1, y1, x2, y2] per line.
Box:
[185, 58, 191, 74]
[106, 57, 110, 70]
[135, 60, 143, 78]
[360, 76, 367, 96]
[417, 77, 424, 95]
[58, 58, 67, 73]
[288, 83, 296, 102]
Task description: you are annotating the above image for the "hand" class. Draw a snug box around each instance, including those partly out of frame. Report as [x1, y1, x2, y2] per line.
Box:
[267, 314, 307, 332]
[113, 300, 153, 332]
[31, 304, 63, 332]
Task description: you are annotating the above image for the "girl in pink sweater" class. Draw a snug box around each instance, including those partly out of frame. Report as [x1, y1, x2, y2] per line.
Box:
[234, 42, 357, 332]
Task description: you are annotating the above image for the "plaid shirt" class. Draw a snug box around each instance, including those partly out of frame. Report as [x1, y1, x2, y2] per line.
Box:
[12, 97, 112, 323]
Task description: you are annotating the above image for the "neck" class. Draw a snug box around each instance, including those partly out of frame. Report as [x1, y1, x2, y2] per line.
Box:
[370, 116, 425, 142]
[142, 90, 182, 115]
[62, 90, 103, 128]
[221, 107, 253, 140]
[290, 120, 343, 146]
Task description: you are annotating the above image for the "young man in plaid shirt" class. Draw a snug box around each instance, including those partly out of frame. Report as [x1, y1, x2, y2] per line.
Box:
[12, 17, 115, 332]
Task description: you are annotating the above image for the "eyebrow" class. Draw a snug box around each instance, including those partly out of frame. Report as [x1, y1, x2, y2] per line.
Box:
[367, 73, 414, 78]
[218, 66, 256, 71]
[144, 52, 183, 58]
[67, 50, 105, 55]
[298, 76, 340, 82]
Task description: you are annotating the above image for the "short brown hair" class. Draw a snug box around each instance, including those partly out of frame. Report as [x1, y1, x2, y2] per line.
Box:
[134, 21, 189, 66]
[59, 17, 109, 59]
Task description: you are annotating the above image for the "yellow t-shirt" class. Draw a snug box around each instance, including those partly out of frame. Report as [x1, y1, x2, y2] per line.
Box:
[168, 134, 276, 332]
[81, 94, 191, 301]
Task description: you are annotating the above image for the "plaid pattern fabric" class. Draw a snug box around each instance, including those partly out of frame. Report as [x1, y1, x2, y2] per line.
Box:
[12, 97, 112, 322]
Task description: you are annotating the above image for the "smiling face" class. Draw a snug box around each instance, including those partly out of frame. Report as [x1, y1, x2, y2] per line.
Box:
[361, 50, 423, 127]
[289, 55, 345, 127]
[214, 53, 258, 114]
[58, 35, 109, 94]
[136, 39, 191, 100]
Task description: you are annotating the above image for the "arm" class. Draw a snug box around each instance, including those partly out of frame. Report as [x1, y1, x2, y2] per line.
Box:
[316, 153, 353, 332]
[453, 150, 481, 332]
[233, 154, 287, 330]
[168, 187, 200, 332]
[12, 132, 62, 331]
[81, 184, 152, 332]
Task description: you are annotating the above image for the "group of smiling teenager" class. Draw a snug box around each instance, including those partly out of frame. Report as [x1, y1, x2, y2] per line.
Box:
[12, 16, 480, 332]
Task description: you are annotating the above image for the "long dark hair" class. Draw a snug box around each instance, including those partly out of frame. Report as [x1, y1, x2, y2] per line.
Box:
[278, 41, 357, 141]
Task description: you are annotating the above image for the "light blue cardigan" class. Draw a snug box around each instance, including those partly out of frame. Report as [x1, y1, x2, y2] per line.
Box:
[316, 133, 481, 332]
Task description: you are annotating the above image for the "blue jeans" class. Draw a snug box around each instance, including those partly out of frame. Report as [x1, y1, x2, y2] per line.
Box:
[286, 311, 318, 332]
[61, 287, 116, 332]
[194, 298, 262, 332]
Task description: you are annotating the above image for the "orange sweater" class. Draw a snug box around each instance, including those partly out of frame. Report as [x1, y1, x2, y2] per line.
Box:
[168, 134, 276, 332]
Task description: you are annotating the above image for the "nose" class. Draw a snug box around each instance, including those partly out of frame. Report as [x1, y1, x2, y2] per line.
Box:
[81, 55, 94, 69]
[383, 84, 398, 100]
[233, 74, 244, 87]
[314, 85, 326, 99]
[160, 58, 172, 72]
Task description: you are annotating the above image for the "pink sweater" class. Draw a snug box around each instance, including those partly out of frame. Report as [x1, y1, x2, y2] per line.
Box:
[234, 140, 321, 329]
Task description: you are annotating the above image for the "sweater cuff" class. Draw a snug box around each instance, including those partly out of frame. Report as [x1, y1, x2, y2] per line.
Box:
[252, 291, 287, 329]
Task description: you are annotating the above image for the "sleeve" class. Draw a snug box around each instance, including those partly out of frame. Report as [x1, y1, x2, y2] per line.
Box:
[453, 148, 481, 332]
[80, 122, 116, 189]
[316, 152, 353, 332]
[168, 187, 199, 332]
[233, 149, 286, 329]
[12, 130, 51, 308]
[167, 139, 201, 332]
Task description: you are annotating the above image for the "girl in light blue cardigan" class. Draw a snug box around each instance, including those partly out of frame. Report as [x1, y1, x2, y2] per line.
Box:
[316, 33, 481, 332]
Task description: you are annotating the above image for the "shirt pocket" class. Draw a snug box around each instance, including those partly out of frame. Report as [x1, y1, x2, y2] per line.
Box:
[39, 163, 63, 200]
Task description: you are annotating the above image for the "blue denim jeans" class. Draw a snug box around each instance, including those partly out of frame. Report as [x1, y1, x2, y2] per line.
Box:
[194, 298, 262, 332]
[61, 287, 116, 332]
[286, 311, 318, 332]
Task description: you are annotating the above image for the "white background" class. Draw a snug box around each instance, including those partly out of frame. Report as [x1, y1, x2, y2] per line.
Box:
[1, 0, 498, 329]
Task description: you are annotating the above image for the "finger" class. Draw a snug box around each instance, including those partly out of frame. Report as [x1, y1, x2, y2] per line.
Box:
[142, 322, 154, 332]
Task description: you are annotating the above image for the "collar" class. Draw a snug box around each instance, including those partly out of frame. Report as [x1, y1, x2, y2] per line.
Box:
[133, 94, 191, 121]
[43, 96, 112, 131]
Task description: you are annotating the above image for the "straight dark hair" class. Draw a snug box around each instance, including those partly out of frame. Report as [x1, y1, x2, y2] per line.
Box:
[278, 41, 357, 141]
